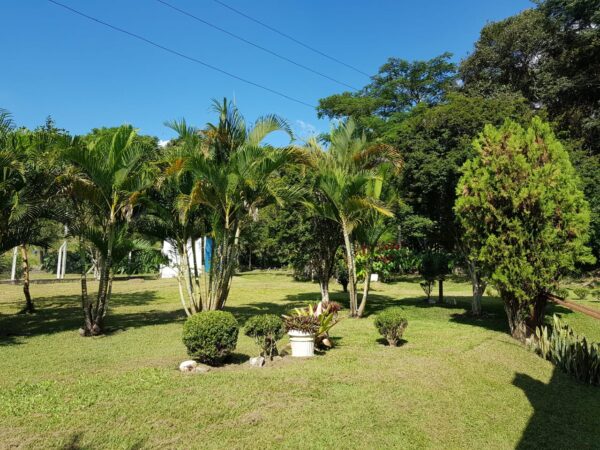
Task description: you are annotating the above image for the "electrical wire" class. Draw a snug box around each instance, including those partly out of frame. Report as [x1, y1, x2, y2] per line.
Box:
[212, 0, 371, 78]
[156, 0, 359, 91]
[47, 0, 317, 109]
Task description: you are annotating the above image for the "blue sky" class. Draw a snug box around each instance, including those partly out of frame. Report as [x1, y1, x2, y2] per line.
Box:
[2, 0, 532, 143]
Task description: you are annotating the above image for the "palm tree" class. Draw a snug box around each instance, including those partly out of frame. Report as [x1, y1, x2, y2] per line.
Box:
[165, 98, 302, 311]
[354, 165, 398, 316]
[306, 120, 401, 317]
[0, 113, 61, 313]
[60, 126, 153, 335]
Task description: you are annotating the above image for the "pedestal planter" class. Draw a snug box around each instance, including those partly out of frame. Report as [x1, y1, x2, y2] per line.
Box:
[288, 330, 315, 357]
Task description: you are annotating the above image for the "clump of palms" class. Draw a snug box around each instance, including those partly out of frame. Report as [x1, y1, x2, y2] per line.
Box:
[305, 120, 401, 317]
[0, 111, 62, 313]
[60, 125, 154, 335]
[162, 99, 304, 313]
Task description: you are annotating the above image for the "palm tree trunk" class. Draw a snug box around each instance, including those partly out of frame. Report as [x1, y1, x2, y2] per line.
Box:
[19, 245, 34, 314]
[181, 243, 198, 313]
[341, 220, 357, 317]
[79, 238, 93, 334]
[357, 252, 372, 317]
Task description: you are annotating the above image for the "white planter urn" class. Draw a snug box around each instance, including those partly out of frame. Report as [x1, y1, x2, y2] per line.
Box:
[288, 330, 315, 357]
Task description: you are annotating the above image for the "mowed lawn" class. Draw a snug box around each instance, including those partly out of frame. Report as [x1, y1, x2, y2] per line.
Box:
[1, 273, 599, 449]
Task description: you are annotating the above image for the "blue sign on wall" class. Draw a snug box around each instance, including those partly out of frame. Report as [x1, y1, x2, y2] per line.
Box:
[204, 237, 213, 273]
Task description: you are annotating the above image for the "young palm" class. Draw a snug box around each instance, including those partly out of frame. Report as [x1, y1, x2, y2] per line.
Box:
[60, 126, 153, 335]
[355, 165, 398, 316]
[306, 120, 401, 317]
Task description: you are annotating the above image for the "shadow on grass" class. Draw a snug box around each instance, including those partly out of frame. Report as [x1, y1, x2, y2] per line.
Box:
[376, 337, 408, 347]
[514, 368, 600, 449]
[0, 290, 184, 345]
[227, 298, 313, 325]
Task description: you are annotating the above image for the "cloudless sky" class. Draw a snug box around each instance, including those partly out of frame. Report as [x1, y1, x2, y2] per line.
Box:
[2, 0, 532, 143]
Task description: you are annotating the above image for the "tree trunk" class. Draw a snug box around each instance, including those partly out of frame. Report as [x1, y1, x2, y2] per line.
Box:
[438, 278, 444, 304]
[341, 220, 357, 317]
[468, 259, 486, 316]
[319, 278, 330, 303]
[357, 249, 373, 318]
[20, 245, 34, 314]
[503, 293, 548, 342]
[357, 266, 371, 318]
[78, 237, 94, 334]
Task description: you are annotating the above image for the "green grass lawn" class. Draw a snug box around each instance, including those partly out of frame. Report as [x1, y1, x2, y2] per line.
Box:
[1, 272, 599, 449]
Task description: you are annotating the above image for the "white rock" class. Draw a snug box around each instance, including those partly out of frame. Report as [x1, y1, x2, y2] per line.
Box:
[249, 356, 265, 367]
[179, 360, 197, 372]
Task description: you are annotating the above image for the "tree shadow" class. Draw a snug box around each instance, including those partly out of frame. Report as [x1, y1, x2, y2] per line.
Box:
[61, 432, 84, 450]
[0, 290, 184, 345]
[514, 368, 600, 449]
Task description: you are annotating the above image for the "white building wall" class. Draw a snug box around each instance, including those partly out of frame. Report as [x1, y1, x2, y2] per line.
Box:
[160, 238, 203, 278]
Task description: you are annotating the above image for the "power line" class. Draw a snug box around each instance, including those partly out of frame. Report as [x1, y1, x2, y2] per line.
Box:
[46, 0, 316, 109]
[156, 0, 359, 91]
[212, 0, 371, 79]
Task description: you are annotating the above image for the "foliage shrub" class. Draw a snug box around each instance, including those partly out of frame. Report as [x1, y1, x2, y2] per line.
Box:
[533, 315, 600, 386]
[0, 253, 10, 275]
[283, 315, 319, 334]
[335, 257, 349, 292]
[419, 251, 450, 282]
[182, 311, 239, 364]
[374, 307, 408, 346]
[41, 250, 83, 274]
[455, 118, 594, 341]
[114, 249, 167, 275]
[356, 245, 421, 282]
[244, 314, 284, 359]
[572, 288, 589, 300]
[553, 287, 569, 299]
[0, 252, 21, 278]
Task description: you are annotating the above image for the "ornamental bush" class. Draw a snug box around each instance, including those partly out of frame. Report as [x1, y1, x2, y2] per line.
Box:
[455, 118, 594, 341]
[572, 287, 588, 300]
[374, 307, 408, 346]
[244, 314, 284, 359]
[182, 311, 239, 365]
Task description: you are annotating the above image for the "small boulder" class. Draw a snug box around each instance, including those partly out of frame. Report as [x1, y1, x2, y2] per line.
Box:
[249, 356, 265, 367]
[179, 360, 198, 372]
[193, 364, 211, 373]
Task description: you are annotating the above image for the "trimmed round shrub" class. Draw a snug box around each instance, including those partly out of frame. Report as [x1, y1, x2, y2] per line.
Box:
[374, 307, 408, 346]
[572, 287, 588, 300]
[244, 314, 284, 358]
[182, 311, 239, 364]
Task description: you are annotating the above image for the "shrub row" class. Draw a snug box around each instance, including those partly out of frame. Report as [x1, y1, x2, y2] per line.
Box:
[182, 305, 409, 365]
